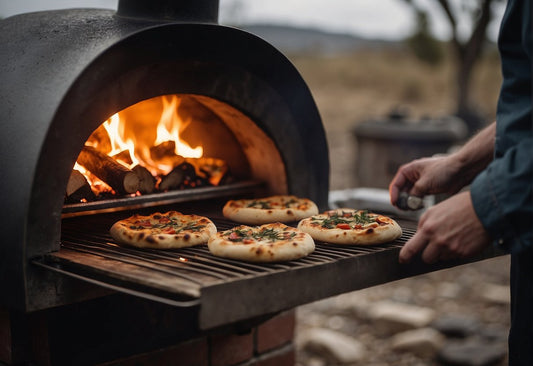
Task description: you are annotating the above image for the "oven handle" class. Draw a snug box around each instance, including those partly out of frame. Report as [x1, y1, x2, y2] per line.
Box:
[32, 260, 201, 308]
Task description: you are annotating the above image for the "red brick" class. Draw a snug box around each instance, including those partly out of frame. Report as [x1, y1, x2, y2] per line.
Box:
[99, 338, 208, 366]
[254, 345, 295, 366]
[210, 331, 254, 366]
[256, 311, 295, 354]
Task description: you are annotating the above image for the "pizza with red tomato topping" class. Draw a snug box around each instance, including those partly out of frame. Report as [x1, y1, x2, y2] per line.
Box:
[297, 208, 402, 245]
[208, 222, 315, 262]
[222, 195, 319, 225]
[110, 211, 217, 249]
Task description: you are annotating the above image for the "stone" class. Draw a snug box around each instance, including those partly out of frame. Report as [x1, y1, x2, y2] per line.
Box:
[480, 284, 510, 305]
[437, 340, 507, 366]
[366, 300, 436, 334]
[479, 324, 508, 343]
[437, 282, 462, 299]
[391, 327, 446, 358]
[431, 314, 481, 338]
[302, 328, 367, 364]
[391, 328, 446, 357]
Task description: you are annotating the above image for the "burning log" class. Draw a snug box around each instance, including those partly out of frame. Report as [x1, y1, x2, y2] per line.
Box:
[112, 150, 134, 166]
[159, 162, 197, 191]
[77, 146, 140, 195]
[150, 141, 185, 167]
[150, 141, 175, 160]
[194, 157, 229, 186]
[132, 165, 156, 194]
[85, 124, 112, 153]
[65, 169, 96, 203]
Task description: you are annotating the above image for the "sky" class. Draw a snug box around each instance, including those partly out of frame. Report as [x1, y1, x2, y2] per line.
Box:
[0, 0, 505, 41]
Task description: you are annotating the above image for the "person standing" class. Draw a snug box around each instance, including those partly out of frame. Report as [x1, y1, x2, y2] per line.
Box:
[389, 0, 532, 364]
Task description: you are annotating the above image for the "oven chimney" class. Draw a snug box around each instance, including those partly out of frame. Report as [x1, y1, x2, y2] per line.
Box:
[117, 0, 219, 23]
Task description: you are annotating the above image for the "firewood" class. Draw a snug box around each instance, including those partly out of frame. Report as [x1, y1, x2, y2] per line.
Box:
[159, 162, 196, 191]
[86, 124, 112, 153]
[77, 146, 140, 195]
[112, 150, 133, 166]
[132, 165, 156, 194]
[150, 141, 185, 167]
[65, 170, 95, 203]
[150, 141, 176, 161]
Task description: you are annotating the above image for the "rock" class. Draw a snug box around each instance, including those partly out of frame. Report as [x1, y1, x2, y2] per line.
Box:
[431, 314, 481, 338]
[302, 328, 367, 364]
[437, 282, 462, 299]
[479, 324, 508, 343]
[366, 300, 436, 334]
[480, 284, 510, 305]
[391, 327, 446, 358]
[438, 340, 507, 366]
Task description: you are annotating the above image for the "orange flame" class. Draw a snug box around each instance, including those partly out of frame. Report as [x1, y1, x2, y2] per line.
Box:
[79, 95, 206, 194]
[102, 113, 140, 168]
[155, 96, 203, 158]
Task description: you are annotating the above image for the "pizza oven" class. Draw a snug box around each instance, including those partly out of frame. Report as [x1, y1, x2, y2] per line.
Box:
[0, 1, 503, 364]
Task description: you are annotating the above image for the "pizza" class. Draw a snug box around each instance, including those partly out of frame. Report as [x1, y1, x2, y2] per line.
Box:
[297, 208, 402, 245]
[110, 211, 217, 249]
[208, 223, 315, 262]
[222, 195, 319, 225]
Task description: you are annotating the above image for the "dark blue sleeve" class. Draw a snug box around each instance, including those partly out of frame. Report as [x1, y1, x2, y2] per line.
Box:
[470, 0, 532, 254]
[471, 138, 533, 253]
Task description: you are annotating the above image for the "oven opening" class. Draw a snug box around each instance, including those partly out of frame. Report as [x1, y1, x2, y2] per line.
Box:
[63, 94, 288, 215]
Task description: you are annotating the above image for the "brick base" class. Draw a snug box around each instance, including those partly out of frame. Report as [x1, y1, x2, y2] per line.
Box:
[100, 310, 296, 366]
[1, 298, 296, 366]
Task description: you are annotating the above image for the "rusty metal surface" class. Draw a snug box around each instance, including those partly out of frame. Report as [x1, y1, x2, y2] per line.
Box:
[34, 214, 503, 329]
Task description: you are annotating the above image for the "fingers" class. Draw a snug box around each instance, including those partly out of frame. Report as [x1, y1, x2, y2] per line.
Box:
[399, 230, 429, 263]
[389, 168, 412, 206]
[399, 234, 443, 264]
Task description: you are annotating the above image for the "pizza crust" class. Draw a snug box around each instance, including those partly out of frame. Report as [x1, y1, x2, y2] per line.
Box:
[208, 223, 315, 262]
[223, 195, 319, 225]
[110, 211, 217, 249]
[298, 209, 402, 245]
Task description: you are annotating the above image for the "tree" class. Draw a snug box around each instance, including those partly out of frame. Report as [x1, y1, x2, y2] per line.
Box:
[401, 0, 504, 135]
[407, 10, 445, 66]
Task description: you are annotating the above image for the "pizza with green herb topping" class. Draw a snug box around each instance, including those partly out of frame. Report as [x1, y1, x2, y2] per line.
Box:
[297, 209, 402, 245]
[110, 211, 217, 249]
[222, 195, 319, 225]
[208, 223, 315, 262]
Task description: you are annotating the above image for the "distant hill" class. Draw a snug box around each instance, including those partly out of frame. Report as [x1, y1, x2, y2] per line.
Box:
[236, 23, 398, 54]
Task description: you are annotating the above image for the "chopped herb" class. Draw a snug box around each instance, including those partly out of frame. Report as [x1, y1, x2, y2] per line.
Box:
[283, 198, 298, 208]
[246, 200, 271, 209]
[314, 210, 375, 229]
[130, 218, 206, 232]
[227, 227, 296, 243]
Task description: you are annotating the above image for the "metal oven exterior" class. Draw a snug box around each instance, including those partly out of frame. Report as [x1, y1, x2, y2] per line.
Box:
[0, 3, 329, 312]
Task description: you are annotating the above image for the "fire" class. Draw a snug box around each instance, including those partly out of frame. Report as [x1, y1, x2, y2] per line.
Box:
[155, 96, 203, 159]
[72, 94, 228, 200]
[102, 113, 140, 167]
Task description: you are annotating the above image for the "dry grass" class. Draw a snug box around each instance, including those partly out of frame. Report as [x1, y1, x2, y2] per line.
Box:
[287, 46, 502, 189]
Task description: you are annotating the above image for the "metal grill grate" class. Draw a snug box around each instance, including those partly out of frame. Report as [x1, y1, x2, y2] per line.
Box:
[35, 214, 440, 329]
[59, 217, 416, 286]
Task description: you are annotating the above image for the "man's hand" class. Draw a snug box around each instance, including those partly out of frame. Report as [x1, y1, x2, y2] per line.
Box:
[389, 155, 465, 207]
[390, 123, 496, 209]
[399, 191, 492, 264]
